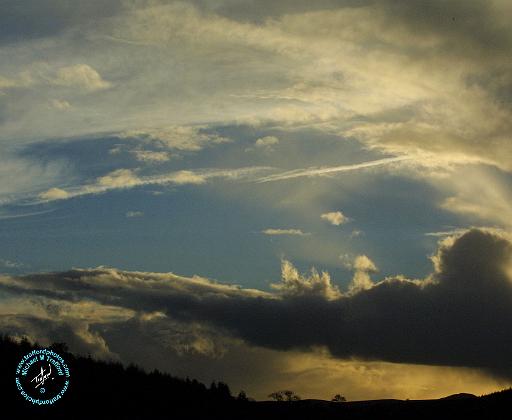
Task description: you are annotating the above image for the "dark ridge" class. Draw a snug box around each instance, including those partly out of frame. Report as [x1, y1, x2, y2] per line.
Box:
[1, 335, 512, 419]
[440, 393, 478, 400]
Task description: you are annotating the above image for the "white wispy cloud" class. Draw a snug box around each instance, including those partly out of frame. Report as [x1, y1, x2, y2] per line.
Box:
[118, 126, 230, 152]
[126, 211, 144, 218]
[0, 209, 56, 220]
[0, 63, 110, 93]
[425, 229, 469, 237]
[1, 1, 512, 177]
[261, 228, 309, 236]
[350, 229, 363, 238]
[53, 64, 111, 92]
[131, 150, 171, 163]
[37, 166, 272, 202]
[256, 156, 409, 183]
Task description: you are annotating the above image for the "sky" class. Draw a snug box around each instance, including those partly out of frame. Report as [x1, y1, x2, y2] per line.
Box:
[1, 0, 512, 400]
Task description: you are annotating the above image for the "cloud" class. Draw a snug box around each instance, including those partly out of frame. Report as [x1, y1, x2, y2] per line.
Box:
[350, 229, 363, 238]
[131, 150, 170, 163]
[0, 64, 110, 93]
[339, 253, 378, 292]
[439, 169, 512, 229]
[348, 255, 378, 293]
[38, 187, 70, 201]
[352, 254, 377, 272]
[0, 72, 33, 90]
[2, 291, 504, 401]
[256, 157, 409, 183]
[0, 209, 55, 220]
[320, 211, 346, 226]
[271, 259, 341, 300]
[2, 229, 512, 378]
[0, 314, 114, 359]
[255, 136, 279, 148]
[118, 126, 230, 152]
[261, 228, 308, 236]
[36, 169, 152, 201]
[37, 166, 271, 202]
[126, 211, 143, 218]
[170, 170, 207, 185]
[50, 99, 71, 110]
[53, 64, 111, 91]
[97, 168, 140, 188]
[425, 229, 469, 237]
[1, 0, 512, 177]
[253, 135, 280, 152]
[0, 155, 70, 204]
[245, 135, 280, 152]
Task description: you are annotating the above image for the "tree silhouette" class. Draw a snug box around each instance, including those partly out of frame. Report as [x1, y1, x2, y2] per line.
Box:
[237, 390, 249, 401]
[49, 341, 69, 355]
[268, 390, 301, 402]
[0, 334, 235, 419]
[332, 394, 347, 402]
[268, 391, 284, 402]
[210, 380, 232, 400]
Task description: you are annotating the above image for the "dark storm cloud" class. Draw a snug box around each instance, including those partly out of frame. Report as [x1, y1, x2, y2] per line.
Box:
[1, 229, 512, 376]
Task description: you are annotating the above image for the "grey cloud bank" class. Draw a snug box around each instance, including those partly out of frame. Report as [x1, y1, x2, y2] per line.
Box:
[1, 229, 512, 378]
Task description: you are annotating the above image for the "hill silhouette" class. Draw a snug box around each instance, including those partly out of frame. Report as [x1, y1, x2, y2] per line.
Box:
[1, 335, 512, 419]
